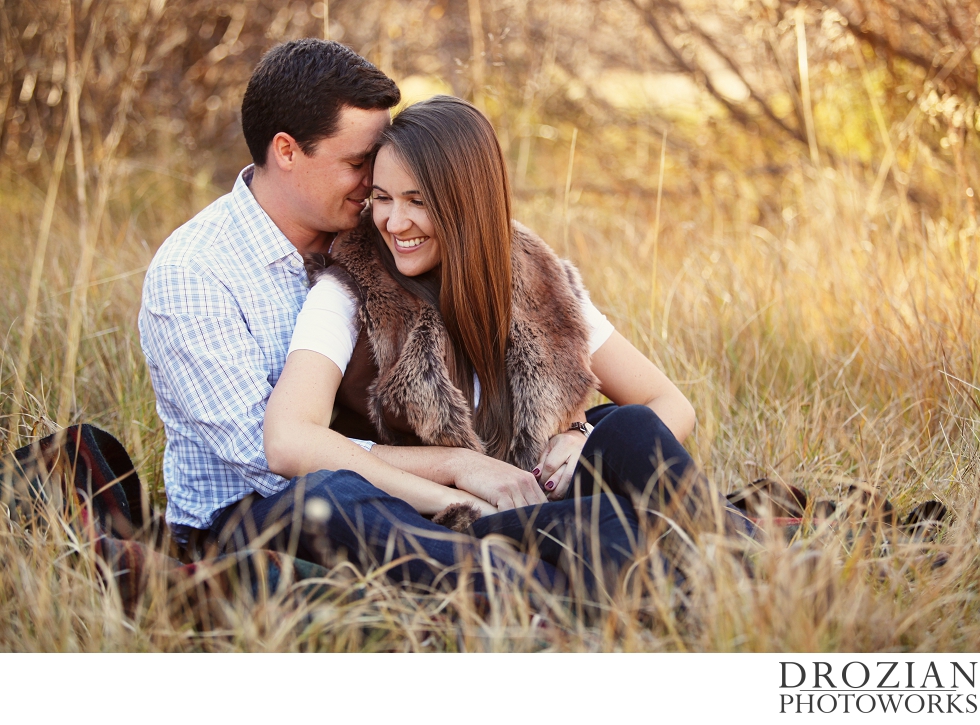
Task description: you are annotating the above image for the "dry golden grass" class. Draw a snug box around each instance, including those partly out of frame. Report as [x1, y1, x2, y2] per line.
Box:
[2, 0, 979, 651]
[3, 153, 978, 651]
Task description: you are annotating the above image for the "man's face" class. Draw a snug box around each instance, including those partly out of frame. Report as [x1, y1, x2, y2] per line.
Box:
[289, 105, 391, 235]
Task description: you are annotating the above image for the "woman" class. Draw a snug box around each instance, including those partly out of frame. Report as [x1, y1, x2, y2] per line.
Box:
[264, 96, 742, 584]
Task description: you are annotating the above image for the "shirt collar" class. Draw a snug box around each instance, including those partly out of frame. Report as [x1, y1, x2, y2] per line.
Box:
[230, 165, 302, 267]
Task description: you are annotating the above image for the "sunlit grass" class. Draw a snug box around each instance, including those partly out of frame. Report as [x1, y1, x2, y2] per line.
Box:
[3, 142, 978, 651]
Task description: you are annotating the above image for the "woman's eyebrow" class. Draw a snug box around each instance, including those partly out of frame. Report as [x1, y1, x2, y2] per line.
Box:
[373, 184, 421, 195]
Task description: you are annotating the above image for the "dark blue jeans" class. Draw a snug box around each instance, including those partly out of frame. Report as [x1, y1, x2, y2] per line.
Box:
[202, 469, 651, 597]
[467, 490, 660, 593]
[574, 404, 749, 536]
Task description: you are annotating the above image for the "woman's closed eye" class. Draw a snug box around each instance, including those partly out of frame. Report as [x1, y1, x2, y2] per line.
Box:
[372, 192, 392, 202]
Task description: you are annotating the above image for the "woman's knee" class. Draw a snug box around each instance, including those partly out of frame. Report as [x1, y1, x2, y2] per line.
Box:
[593, 404, 671, 439]
[587, 404, 679, 461]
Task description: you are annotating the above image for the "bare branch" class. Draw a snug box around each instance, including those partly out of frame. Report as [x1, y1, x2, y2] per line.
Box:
[816, 0, 978, 99]
[626, 0, 809, 152]
[665, 0, 808, 146]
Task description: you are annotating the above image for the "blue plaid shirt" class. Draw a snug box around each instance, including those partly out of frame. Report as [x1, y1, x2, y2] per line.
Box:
[139, 166, 307, 535]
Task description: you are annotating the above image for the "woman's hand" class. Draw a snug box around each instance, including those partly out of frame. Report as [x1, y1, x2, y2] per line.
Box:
[534, 429, 588, 501]
[450, 449, 548, 511]
[451, 489, 500, 518]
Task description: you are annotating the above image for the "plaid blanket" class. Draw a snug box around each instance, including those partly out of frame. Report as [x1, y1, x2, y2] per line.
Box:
[1, 425, 330, 618]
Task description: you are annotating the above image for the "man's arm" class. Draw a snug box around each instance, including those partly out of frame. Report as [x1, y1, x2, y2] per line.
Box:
[140, 263, 288, 496]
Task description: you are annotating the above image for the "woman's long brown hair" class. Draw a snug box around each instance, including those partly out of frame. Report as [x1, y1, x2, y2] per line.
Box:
[375, 96, 514, 459]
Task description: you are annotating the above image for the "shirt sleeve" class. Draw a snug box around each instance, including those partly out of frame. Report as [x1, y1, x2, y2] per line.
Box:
[288, 274, 361, 373]
[580, 292, 615, 354]
[140, 263, 288, 497]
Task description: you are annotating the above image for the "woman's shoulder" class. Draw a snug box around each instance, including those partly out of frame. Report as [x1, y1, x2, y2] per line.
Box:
[305, 268, 360, 314]
[510, 220, 588, 301]
[509, 220, 613, 352]
[291, 266, 363, 374]
[511, 220, 555, 256]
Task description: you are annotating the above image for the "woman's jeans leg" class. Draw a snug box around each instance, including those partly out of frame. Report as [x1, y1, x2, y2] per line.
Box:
[575, 404, 749, 537]
[468, 494, 673, 595]
[205, 469, 560, 595]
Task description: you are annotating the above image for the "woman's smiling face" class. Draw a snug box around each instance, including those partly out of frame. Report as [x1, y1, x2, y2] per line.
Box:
[371, 145, 442, 277]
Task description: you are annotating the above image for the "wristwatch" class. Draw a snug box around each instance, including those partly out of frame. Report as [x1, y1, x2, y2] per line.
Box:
[567, 421, 594, 437]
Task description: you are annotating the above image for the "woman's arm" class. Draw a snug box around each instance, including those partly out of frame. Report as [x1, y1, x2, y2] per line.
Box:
[370, 444, 547, 510]
[590, 330, 696, 441]
[264, 349, 497, 517]
[534, 331, 696, 499]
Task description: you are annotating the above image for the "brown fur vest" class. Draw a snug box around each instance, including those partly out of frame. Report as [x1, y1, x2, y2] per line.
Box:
[310, 217, 598, 471]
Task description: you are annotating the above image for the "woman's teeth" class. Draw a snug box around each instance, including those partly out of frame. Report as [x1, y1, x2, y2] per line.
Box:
[396, 236, 427, 248]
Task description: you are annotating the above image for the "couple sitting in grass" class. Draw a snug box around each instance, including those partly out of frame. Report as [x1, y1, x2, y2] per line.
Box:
[139, 39, 750, 598]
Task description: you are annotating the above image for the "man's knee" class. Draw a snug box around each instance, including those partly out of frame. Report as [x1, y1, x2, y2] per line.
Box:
[296, 468, 411, 514]
[243, 470, 385, 543]
[293, 469, 432, 547]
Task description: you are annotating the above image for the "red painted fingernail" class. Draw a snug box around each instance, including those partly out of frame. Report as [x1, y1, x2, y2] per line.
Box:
[545, 480, 556, 491]
[532, 468, 541, 477]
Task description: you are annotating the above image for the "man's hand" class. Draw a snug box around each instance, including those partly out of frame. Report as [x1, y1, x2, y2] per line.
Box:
[534, 430, 588, 501]
[450, 449, 548, 510]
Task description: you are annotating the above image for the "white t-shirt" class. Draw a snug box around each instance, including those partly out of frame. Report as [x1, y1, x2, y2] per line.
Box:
[288, 274, 615, 448]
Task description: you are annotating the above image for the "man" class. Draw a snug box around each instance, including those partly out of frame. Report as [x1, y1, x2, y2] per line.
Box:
[140, 39, 641, 594]
[140, 39, 398, 546]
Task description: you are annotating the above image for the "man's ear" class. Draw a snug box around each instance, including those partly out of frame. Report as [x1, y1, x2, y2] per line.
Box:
[269, 132, 302, 171]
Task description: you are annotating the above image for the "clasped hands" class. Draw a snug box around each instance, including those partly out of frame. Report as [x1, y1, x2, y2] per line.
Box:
[451, 428, 587, 511]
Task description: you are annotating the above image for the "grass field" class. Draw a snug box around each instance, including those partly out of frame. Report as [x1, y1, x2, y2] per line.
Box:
[1, 0, 979, 652]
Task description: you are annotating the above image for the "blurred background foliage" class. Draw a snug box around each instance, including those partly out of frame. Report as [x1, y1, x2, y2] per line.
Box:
[4, 0, 977, 216]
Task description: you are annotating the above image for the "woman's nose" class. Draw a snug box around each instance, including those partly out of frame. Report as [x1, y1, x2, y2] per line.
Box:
[387, 205, 412, 234]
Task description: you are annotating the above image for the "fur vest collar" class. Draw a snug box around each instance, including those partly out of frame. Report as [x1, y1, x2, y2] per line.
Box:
[316, 217, 598, 471]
